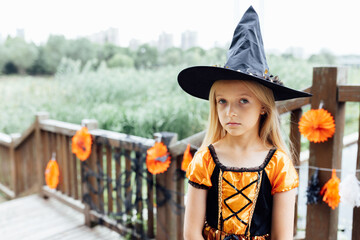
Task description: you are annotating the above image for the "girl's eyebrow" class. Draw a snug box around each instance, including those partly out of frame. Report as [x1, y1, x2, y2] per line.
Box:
[215, 93, 252, 98]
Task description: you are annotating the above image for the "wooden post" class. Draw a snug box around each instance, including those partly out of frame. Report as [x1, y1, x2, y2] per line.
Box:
[154, 132, 178, 240]
[9, 133, 20, 197]
[305, 67, 347, 240]
[35, 112, 49, 197]
[352, 113, 360, 240]
[290, 109, 302, 236]
[81, 119, 98, 227]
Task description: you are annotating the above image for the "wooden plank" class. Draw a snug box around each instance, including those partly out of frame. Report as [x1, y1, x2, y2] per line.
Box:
[124, 149, 132, 228]
[165, 152, 177, 239]
[305, 67, 347, 240]
[97, 142, 105, 214]
[67, 136, 74, 198]
[106, 145, 113, 214]
[147, 170, 155, 238]
[338, 85, 360, 102]
[12, 122, 36, 148]
[1, 195, 117, 240]
[62, 135, 70, 196]
[276, 87, 312, 114]
[176, 155, 185, 240]
[114, 147, 122, 223]
[42, 186, 85, 213]
[9, 135, 18, 196]
[169, 130, 205, 157]
[155, 132, 178, 240]
[290, 109, 302, 236]
[56, 133, 64, 193]
[0, 182, 15, 199]
[89, 140, 99, 211]
[135, 151, 144, 238]
[352, 115, 360, 240]
[41, 131, 50, 196]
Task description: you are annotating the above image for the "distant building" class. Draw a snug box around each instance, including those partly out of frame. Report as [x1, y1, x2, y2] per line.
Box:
[158, 32, 174, 52]
[88, 28, 119, 45]
[16, 28, 25, 39]
[181, 30, 198, 50]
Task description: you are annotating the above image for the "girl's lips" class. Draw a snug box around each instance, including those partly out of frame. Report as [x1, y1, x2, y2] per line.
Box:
[227, 122, 240, 125]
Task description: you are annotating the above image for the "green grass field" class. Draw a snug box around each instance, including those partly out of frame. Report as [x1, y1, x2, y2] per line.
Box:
[0, 63, 359, 141]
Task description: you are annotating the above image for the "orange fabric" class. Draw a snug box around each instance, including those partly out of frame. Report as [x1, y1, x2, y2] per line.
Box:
[221, 171, 259, 234]
[181, 144, 193, 171]
[186, 147, 299, 235]
[264, 149, 299, 195]
[203, 222, 270, 240]
[186, 147, 216, 188]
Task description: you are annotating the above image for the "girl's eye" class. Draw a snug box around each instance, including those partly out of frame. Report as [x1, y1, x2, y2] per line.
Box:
[240, 98, 249, 104]
[218, 99, 226, 104]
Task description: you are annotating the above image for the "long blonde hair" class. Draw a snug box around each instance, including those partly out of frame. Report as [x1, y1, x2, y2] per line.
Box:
[201, 80, 292, 160]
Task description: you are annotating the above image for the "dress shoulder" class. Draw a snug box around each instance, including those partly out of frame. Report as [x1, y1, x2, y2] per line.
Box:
[264, 149, 299, 195]
[186, 146, 216, 189]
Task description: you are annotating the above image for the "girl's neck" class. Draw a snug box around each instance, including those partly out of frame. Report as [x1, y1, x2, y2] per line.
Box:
[221, 131, 265, 152]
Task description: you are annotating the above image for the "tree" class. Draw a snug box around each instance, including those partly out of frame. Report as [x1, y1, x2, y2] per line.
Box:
[4, 37, 38, 74]
[107, 53, 135, 68]
[134, 44, 158, 69]
[66, 38, 98, 65]
[0, 44, 8, 74]
[159, 47, 183, 66]
[183, 46, 206, 65]
[41, 35, 69, 74]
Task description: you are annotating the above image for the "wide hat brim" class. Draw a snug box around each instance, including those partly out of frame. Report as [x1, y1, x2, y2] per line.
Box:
[178, 66, 312, 101]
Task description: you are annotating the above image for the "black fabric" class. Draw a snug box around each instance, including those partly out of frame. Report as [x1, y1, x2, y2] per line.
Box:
[205, 163, 221, 229]
[188, 180, 210, 190]
[249, 171, 272, 236]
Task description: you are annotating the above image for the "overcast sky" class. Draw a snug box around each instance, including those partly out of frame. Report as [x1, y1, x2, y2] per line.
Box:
[1, 0, 359, 56]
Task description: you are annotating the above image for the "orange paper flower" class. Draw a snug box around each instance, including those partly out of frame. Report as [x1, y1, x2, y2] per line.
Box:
[45, 158, 60, 189]
[146, 142, 171, 175]
[320, 169, 340, 209]
[181, 144, 193, 171]
[298, 109, 335, 143]
[72, 127, 92, 161]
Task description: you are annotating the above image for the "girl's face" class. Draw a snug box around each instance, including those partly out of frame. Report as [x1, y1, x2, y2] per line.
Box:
[215, 80, 264, 138]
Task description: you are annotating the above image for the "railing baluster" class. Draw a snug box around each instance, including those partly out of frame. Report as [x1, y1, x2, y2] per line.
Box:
[106, 145, 113, 214]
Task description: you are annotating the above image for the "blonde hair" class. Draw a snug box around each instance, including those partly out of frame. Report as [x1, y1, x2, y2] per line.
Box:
[201, 80, 292, 161]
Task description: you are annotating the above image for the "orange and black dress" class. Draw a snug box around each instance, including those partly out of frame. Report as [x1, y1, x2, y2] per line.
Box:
[186, 144, 299, 240]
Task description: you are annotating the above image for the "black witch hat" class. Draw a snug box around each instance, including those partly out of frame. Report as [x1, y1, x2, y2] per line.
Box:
[177, 6, 312, 101]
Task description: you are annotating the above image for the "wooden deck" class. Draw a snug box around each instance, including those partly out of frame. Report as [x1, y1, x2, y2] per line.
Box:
[0, 195, 122, 240]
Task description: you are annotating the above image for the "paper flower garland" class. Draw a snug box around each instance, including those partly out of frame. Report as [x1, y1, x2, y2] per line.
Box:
[306, 169, 321, 204]
[298, 109, 335, 143]
[72, 127, 92, 161]
[45, 156, 60, 189]
[339, 174, 360, 208]
[320, 169, 340, 209]
[146, 142, 171, 175]
[181, 144, 193, 172]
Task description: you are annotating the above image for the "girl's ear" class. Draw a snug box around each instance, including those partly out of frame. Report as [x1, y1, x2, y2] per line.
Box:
[260, 106, 266, 115]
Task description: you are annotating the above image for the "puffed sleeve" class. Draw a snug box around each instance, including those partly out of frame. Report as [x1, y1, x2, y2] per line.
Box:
[186, 146, 216, 190]
[265, 149, 299, 195]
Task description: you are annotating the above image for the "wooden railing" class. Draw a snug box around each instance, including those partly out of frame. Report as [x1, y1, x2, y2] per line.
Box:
[0, 67, 359, 240]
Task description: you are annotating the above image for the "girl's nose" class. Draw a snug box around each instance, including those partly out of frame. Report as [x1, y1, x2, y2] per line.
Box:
[226, 104, 237, 117]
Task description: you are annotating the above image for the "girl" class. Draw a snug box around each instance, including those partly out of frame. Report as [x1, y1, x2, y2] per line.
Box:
[177, 6, 311, 240]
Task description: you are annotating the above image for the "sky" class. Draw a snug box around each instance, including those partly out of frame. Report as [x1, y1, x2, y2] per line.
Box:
[1, 0, 360, 56]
